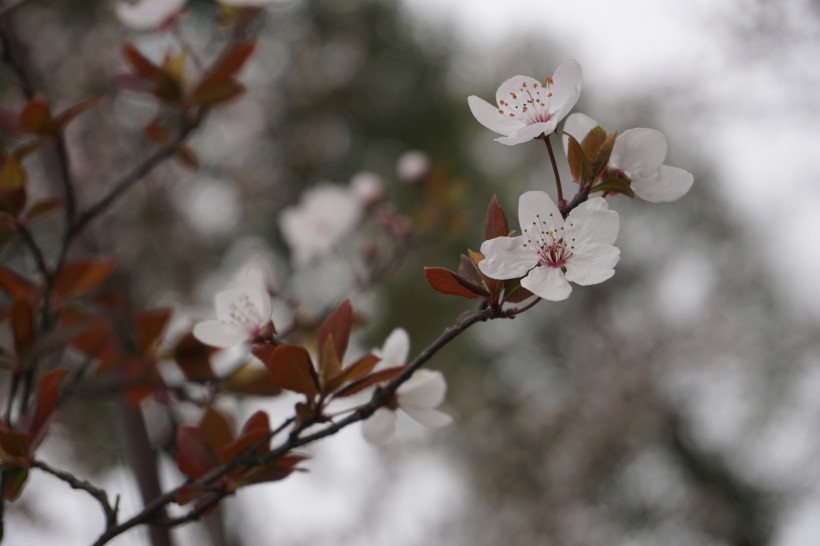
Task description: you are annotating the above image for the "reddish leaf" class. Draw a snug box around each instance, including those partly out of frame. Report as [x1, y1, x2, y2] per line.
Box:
[190, 80, 245, 108]
[134, 308, 172, 352]
[334, 366, 404, 398]
[222, 411, 269, 462]
[19, 95, 53, 134]
[175, 145, 199, 170]
[122, 44, 166, 82]
[193, 42, 255, 94]
[54, 96, 104, 130]
[483, 195, 510, 241]
[53, 259, 115, 300]
[319, 336, 342, 390]
[261, 345, 319, 398]
[176, 425, 219, 478]
[424, 267, 486, 299]
[325, 353, 380, 395]
[199, 406, 234, 456]
[26, 368, 68, 449]
[503, 279, 535, 303]
[0, 428, 29, 459]
[25, 198, 62, 222]
[9, 299, 34, 357]
[566, 133, 589, 183]
[317, 300, 352, 364]
[240, 453, 308, 486]
[0, 265, 36, 299]
[173, 332, 216, 381]
[223, 364, 282, 396]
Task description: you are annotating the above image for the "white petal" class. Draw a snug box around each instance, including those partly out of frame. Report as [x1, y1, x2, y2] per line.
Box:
[375, 328, 410, 369]
[521, 266, 572, 301]
[565, 197, 619, 246]
[401, 406, 453, 429]
[564, 244, 620, 286]
[361, 408, 396, 445]
[214, 288, 260, 329]
[547, 59, 583, 121]
[495, 75, 541, 111]
[192, 320, 247, 348]
[518, 191, 563, 236]
[562, 112, 599, 156]
[632, 165, 694, 203]
[611, 128, 667, 176]
[398, 370, 447, 408]
[496, 122, 554, 145]
[467, 96, 521, 136]
[479, 235, 538, 280]
[115, 0, 184, 31]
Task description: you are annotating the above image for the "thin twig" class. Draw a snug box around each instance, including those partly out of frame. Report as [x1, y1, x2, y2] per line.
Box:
[543, 135, 564, 209]
[32, 459, 118, 528]
[15, 223, 49, 278]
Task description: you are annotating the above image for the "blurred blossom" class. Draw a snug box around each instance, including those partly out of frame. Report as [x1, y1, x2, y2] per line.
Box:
[115, 0, 186, 31]
[176, 177, 240, 236]
[279, 184, 363, 264]
[193, 268, 276, 348]
[468, 59, 582, 145]
[350, 171, 384, 206]
[480, 191, 620, 301]
[362, 329, 452, 445]
[563, 113, 694, 203]
[219, 0, 280, 7]
[395, 150, 431, 183]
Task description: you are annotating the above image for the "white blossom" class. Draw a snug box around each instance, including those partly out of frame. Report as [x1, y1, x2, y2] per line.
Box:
[395, 150, 431, 183]
[563, 113, 694, 203]
[193, 269, 274, 348]
[480, 191, 620, 302]
[468, 59, 582, 146]
[279, 184, 363, 265]
[350, 171, 384, 206]
[115, 0, 185, 31]
[362, 329, 452, 445]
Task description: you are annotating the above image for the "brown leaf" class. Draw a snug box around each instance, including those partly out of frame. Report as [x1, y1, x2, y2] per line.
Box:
[0, 265, 35, 300]
[325, 353, 380, 395]
[54, 96, 104, 130]
[53, 259, 115, 300]
[193, 42, 256, 95]
[198, 406, 234, 455]
[260, 344, 319, 398]
[173, 332, 217, 381]
[424, 267, 486, 299]
[483, 195, 509, 241]
[175, 425, 218, 479]
[317, 300, 352, 365]
[19, 95, 53, 134]
[223, 364, 282, 396]
[25, 368, 69, 449]
[334, 366, 404, 398]
[25, 198, 62, 222]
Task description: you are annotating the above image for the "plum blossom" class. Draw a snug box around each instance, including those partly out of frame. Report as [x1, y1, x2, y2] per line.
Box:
[563, 113, 694, 203]
[395, 150, 431, 183]
[362, 328, 452, 445]
[468, 59, 582, 146]
[115, 0, 185, 31]
[193, 269, 275, 348]
[479, 191, 620, 302]
[279, 183, 363, 265]
[350, 172, 384, 206]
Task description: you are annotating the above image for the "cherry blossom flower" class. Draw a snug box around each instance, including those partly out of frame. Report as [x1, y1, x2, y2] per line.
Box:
[279, 183, 363, 265]
[193, 270, 275, 348]
[350, 171, 384, 206]
[479, 191, 620, 302]
[468, 59, 582, 146]
[362, 328, 452, 445]
[563, 113, 694, 202]
[395, 150, 431, 183]
[115, 0, 186, 31]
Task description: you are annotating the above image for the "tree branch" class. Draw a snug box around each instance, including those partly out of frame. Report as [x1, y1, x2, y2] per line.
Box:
[31, 459, 118, 529]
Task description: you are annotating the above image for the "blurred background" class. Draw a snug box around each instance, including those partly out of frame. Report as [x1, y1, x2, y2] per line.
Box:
[3, 0, 820, 544]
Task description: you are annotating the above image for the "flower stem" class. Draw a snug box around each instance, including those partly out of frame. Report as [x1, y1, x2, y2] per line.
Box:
[543, 135, 565, 211]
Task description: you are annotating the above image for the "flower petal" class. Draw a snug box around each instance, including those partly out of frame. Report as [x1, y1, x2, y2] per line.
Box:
[398, 370, 447, 408]
[495, 75, 542, 111]
[564, 243, 620, 286]
[479, 235, 538, 280]
[610, 128, 667, 176]
[518, 190, 563, 236]
[401, 406, 453, 429]
[496, 122, 554, 145]
[467, 96, 522, 136]
[192, 320, 247, 348]
[375, 328, 410, 369]
[547, 59, 583, 121]
[565, 197, 619, 246]
[632, 165, 694, 203]
[361, 408, 396, 445]
[562, 112, 599, 156]
[520, 266, 572, 301]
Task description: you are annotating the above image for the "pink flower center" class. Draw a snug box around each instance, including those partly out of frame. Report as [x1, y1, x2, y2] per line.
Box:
[522, 213, 575, 269]
[496, 78, 556, 125]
